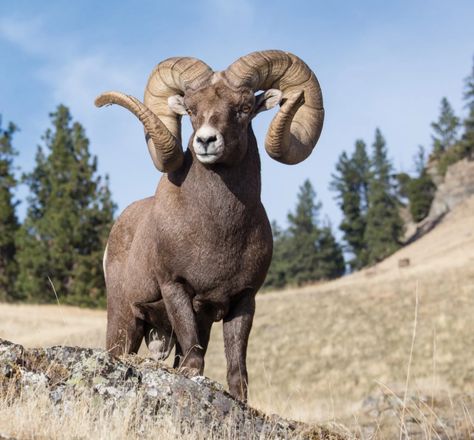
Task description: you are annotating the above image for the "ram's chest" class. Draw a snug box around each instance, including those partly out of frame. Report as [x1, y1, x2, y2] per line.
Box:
[157, 203, 272, 295]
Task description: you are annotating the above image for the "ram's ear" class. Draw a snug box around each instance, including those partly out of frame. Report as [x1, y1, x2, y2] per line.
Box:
[254, 89, 283, 116]
[168, 95, 188, 115]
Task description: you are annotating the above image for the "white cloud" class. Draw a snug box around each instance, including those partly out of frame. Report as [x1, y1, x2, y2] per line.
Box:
[0, 14, 156, 210]
[0, 15, 47, 55]
[39, 53, 141, 125]
[0, 14, 142, 115]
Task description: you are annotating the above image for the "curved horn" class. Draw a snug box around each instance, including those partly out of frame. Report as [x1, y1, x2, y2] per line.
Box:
[95, 92, 182, 172]
[225, 50, 324, 164]
[95, 57, 213, 172]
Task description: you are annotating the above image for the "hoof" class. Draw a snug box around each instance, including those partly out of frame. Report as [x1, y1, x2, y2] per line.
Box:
[179, 366, 201, 377]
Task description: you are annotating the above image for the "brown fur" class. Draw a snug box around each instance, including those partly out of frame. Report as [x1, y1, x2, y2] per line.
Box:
[104, 79, 274, 400]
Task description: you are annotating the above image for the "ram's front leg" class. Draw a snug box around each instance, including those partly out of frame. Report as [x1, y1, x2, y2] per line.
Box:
[161, 282, 204, 375]
[223, 292, 256, 401]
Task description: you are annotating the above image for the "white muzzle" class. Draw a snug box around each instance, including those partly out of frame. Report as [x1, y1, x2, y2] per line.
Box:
[193, 124, 224, 164]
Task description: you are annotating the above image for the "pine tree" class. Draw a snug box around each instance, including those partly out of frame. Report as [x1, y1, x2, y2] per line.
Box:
[264, 180, 345, 289]
[407, 174, 435, 222]
[364, 129, 403, 264]
[331, 140, 370, 270]
[0, 118, 19, 301]
[413, 145, 427, 175]
[16, 105, 115, 306]
[315, 222, 345, 279]
[352, 140, 370, 213]
[263, 221, 291, 289]
[406, 146, 435, 222]
[283, 180, 344, 286]
[431, 97, 460, 156]
[430, 97, 462, 175]
[287, 179, 321, 236]
[284, 179, 321, 285]
[460, 56, 474, 160]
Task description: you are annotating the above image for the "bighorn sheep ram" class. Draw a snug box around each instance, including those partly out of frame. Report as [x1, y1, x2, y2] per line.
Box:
[96, 50, 323, 400]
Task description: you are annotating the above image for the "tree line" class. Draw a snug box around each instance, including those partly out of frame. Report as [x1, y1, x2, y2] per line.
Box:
[0, 105, 115, 307]
[264, 55, 474, 287]
[1, 56, 473, 302]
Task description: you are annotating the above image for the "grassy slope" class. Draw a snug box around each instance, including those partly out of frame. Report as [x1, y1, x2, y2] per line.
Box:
[1, 196, 473, 424]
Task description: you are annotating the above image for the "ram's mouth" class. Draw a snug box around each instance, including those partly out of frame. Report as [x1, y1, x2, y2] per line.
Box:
[196, 152, 220, 164]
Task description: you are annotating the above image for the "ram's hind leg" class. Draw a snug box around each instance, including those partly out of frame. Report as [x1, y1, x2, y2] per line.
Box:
[106, 299, 145, 356]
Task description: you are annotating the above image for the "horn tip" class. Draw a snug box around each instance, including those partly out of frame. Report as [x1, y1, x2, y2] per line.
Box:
[94, 94, 110, 108]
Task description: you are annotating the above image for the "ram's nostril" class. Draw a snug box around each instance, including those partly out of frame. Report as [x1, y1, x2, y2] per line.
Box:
[197, 135, 217, 145]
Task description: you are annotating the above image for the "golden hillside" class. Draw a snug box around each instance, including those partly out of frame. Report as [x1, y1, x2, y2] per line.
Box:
[1, 195, 473, 427]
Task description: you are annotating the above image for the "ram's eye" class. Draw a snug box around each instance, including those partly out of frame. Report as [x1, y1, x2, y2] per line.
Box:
[186, 108, 193, 116]
[240, 104, 251, 114]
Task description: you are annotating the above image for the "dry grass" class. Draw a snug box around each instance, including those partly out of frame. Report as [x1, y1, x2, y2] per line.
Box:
[1, 196, 474, 438]
[0, 387, 293, 440]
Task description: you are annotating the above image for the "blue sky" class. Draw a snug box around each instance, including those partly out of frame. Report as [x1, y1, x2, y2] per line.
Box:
[1, 0, 473, 230]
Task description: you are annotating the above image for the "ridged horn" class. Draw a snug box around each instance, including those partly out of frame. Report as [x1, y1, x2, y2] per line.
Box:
[95, 57, 213, 172]
[225, 50, 324, 164]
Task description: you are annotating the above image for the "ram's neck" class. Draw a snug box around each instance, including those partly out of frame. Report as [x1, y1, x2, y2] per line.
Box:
[168, 130, 262, 215]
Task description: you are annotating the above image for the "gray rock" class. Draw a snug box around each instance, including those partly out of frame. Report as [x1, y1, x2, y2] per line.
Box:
[428, 158, 474, 218]
[0, 338, 345, 440]
[404, 158, 474, 244]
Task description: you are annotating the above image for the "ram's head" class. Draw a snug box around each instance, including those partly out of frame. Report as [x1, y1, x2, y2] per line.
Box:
[95, 50, 324, 171]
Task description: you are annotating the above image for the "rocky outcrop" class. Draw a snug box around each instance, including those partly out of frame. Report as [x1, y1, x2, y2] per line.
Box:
[427, 158, 474, 219]
[405, 158, 474, 244]
[0, 339, 344, 440]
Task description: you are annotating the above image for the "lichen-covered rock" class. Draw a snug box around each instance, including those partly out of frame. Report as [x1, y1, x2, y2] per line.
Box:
[0, 339, 345, 440]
